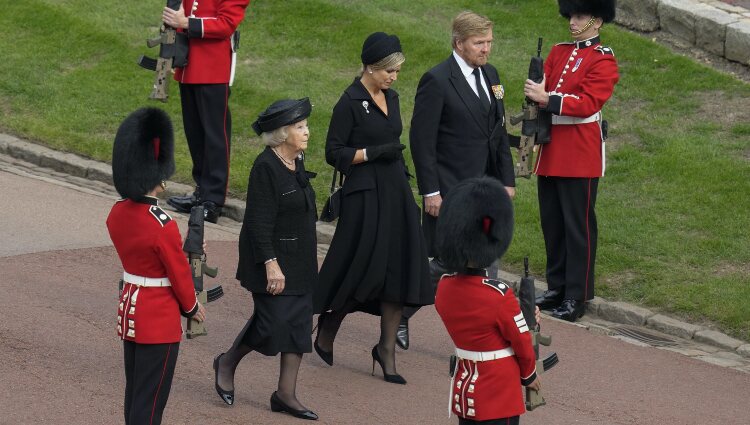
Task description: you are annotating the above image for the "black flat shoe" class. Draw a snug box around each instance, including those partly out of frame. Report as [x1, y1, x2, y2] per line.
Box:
[313, 314, 333, 366]
[535, 288, 565, 310]
[371, 345, 406, 385]
[213, 353, 234, 405]
[270, 391, 318, 420]
[551, 299, 586, 322]
[396, 318, 409, 350]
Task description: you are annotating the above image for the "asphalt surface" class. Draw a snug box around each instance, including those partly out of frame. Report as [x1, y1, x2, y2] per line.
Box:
[2, 167, 750, 425]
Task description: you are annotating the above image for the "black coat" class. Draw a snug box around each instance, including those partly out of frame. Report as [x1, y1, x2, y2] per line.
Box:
[410, 55, 515, 192]
[410, 55, 516, 255]
[236, 148, 318, 295]
[314, 79, 433, 313]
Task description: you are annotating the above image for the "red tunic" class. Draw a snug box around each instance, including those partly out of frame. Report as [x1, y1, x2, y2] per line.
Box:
[534, 37, 619, 177]
[173, 0, 251, 84]
[435, 273, 537, 421]
[107, 198, 198, 344]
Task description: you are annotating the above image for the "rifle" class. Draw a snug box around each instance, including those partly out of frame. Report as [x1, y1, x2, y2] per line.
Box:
[517, 256, 559, 411]
[183, 205, 224, 339]
[137, 0, 188, 102]
[510, 38, 552, 178]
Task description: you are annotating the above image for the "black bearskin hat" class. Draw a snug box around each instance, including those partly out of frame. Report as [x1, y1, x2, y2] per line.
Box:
[558, 0, 616, 23]
[112, 107, 175, 199]
[435, 177, 514, 270]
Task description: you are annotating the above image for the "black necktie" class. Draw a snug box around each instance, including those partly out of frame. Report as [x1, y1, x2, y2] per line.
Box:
[473, 68, 490, 108]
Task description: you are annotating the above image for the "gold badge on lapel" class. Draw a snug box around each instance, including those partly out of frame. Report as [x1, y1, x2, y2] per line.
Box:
[491, 84, 504, 100]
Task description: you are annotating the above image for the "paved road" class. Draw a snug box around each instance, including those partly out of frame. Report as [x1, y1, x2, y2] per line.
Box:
[2, 166, 749, 425]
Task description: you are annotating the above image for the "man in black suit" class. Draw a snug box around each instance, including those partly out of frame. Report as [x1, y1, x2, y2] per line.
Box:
[399, 11, 517, 349]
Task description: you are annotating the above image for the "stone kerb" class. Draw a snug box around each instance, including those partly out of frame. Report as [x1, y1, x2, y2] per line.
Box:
[616, 0, 660, 32]
[726, 20, 750, 65]
[659, 0, 708, 45]
[695, 7, 740, 55]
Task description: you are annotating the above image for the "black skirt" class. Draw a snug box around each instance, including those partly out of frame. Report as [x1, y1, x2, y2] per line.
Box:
[241, 292, 312, 355]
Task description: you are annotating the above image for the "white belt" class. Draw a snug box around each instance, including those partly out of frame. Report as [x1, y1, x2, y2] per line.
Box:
[455, 347, 514, 362]
[123, 272, 171, 287]
[552, 111, 600, 125]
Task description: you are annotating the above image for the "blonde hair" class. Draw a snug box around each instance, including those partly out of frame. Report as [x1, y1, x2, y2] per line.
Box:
[261, 126, 288, 147]
[452, 11, 493, 48]
[359, 52, 406, 77]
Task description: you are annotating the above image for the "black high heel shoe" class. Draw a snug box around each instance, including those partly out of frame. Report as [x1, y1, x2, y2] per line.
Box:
[270, 391, 318, 420]
[371, 345, 406, 385]
[313, 314, 333, 366]
[213, 353, 234, 405]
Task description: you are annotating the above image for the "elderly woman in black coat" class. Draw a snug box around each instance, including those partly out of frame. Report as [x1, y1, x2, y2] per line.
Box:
[313, 32, 433, 384]
[213, 98, 319, 421]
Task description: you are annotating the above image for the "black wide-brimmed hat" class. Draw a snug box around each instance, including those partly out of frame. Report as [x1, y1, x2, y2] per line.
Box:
[559, 0, 616, 23]
[112, 107, 175, 199]
[252, 97, 312, 136]
[360, 32, 402, 65]
[435, 177, 514, 270]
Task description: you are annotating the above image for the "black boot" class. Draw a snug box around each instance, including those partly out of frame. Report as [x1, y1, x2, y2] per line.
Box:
[551, 299, 586, 322]
[203, 201, 222, 224]
[535, 288, 565, 310]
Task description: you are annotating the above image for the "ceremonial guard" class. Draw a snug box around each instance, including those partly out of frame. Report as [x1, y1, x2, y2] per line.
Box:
[434, 177, 539, 425]
[162, 0, 251, 223]
[107, 107, 206, 425]
[525, 0, 620, 321]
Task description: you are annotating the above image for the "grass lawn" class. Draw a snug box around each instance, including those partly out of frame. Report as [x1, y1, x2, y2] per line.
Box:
[2, 0, 749, 339]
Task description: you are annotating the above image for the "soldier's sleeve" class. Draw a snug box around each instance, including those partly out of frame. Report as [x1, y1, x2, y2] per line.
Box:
[156, 221, 199, 317]
[187, 0, 250, 39]
[495, 287, 538, 386]
[546, 55, 619, 118]
[409, 71, 445, 196]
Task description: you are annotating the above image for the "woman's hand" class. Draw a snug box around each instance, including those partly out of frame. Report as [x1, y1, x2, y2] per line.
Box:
[265, 260, 286, 295]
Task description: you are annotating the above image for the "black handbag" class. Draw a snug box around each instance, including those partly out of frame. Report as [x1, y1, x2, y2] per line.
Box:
[319, 167, 344, 222]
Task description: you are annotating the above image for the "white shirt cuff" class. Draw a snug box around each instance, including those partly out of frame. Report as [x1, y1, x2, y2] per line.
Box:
[423, 191, 440, 197]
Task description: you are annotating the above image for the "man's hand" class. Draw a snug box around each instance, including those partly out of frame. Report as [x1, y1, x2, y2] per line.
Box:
[424, 194, 442, 217]
[162, 3, 188, 29]
[505, 186, 516, 200]
[535, 306, 541, 324]
[526, 376, 541, 391]
[265, 260, 285, 295]
[193, 302, 206, 322]
[523, 75, 548, 105]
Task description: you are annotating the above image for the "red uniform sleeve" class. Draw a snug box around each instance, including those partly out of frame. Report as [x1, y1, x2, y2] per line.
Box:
[496, 289, 538, 385]
[156, 221, 199, 316]
[547, 54, 619, 118]
[187, 0, 250, 39]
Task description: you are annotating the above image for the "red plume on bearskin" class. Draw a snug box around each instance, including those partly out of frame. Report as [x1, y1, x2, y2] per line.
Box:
[435, 177, 514, 270]
[112, 107, 175, 199]
[558, 0, 617, 23]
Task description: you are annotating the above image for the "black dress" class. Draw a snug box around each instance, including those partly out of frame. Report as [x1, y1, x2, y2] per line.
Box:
[236, 147, 317, 355]
[314, 79, 433, 314]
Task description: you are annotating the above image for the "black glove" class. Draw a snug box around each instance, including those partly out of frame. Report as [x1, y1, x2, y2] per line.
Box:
[367, 143, 405, 163]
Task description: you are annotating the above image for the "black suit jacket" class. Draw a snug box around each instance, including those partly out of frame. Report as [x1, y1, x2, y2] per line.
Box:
[410, 55, 515, 255]
[410, 55, 515, 195]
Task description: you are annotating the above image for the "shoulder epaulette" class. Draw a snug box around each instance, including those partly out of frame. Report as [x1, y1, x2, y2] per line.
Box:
[595, 45, 615, 56]
[149, 205, 172, 227]
[482, 278, 510, 295]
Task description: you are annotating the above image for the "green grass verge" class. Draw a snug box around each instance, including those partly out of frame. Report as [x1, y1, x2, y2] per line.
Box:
[2, 0, 749, 339]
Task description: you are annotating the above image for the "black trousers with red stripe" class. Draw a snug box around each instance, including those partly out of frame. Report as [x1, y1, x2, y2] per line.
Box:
[179, 83, 232, 206]
[537, 176, 598, 301]
[123, 340, 180, 425]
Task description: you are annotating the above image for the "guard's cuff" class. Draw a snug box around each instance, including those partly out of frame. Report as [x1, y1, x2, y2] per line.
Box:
[182, 300, 199, 318]
[521, 369, 538, 386]
[187, 18, 203, 38]
[546, 94, 562, 115]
